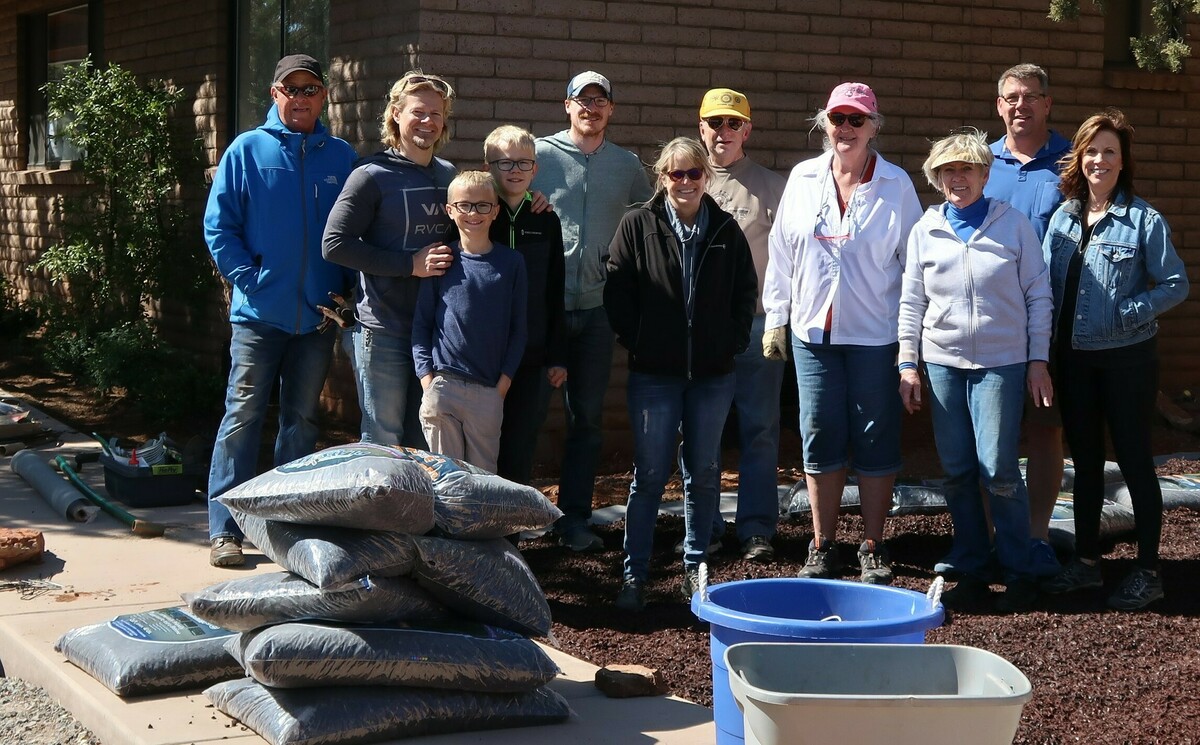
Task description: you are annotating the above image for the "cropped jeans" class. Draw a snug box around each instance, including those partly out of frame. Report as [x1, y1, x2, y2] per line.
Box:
[623, 371, 736, 582]
[208, 322, 333, 540]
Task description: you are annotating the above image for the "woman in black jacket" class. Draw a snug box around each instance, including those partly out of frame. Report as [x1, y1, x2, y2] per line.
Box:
[604, 137, 757, 612]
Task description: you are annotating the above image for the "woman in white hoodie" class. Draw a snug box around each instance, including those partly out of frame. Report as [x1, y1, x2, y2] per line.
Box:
[897, 129, 1053, 613]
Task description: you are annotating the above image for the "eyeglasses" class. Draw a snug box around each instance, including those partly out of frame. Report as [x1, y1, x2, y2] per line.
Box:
[449, 201, 496, 214]
[1001, 92, 1045, 106]
[570, 95, 610, 109]
[489, 159, 535, 172]
[665, 168, 704, 182]
[828, 112, 868, 128]
[703, 117, 746, 132]
[275, 84, 324, 98]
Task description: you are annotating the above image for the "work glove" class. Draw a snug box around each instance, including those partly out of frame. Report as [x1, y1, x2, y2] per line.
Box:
[317, 292, 356, 333]
[762, 326, 788, 361]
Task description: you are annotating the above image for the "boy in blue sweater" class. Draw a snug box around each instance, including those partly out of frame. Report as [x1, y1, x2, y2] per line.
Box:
[412, 170, 528, 471]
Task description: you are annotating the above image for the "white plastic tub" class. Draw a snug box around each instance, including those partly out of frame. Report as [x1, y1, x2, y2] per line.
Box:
[726, 642, 1032, 745]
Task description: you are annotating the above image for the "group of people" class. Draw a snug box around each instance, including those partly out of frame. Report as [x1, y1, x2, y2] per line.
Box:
[202, 54, 1187, 615]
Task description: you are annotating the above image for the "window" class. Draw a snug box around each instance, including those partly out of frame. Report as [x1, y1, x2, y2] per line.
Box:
[24, 4, 92, 167]
[234, 0, 330, 135]
[1103, 0, 1153, 66]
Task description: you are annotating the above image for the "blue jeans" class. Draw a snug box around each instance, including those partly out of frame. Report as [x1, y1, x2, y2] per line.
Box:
[722, 315, 786, 540]
[623, 372, 736, 581]
[926, 362, 1032, 582]
[208, 322, 334, 540]
[555, 308, 614, 532]
[354, 326, 426, 448]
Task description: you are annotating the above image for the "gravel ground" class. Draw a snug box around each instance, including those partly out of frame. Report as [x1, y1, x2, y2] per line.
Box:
[0, 677, 101, 744]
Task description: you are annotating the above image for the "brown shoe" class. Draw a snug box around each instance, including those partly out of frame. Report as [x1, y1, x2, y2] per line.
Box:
[209, 536, 244, 567]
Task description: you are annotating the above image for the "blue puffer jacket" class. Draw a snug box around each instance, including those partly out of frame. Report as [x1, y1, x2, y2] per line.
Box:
[204, 106, 357, 333]
[1044, 192, 1189, 351]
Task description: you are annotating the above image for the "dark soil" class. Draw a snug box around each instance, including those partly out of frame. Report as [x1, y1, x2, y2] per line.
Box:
[5, 335, 1200, 744]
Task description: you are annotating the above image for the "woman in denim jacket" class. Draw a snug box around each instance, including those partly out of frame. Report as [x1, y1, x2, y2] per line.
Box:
[1041, 109, 1189, 610]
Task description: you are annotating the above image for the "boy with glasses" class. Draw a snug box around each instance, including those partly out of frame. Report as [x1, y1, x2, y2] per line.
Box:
[485, 126, 568, 485]
[412, 170, 528, 472]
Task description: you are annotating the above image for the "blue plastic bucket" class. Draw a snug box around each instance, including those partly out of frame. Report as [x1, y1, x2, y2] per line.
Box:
[692, 578, 945, 745]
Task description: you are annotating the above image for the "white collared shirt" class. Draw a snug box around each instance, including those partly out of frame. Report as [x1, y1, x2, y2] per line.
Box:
[763, 150, 922, 346]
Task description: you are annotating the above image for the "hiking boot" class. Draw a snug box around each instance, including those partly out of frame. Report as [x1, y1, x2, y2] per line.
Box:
[209, 536, 244, 567]
[857, 540, 894, 585]
[681, 566, 701, 601]
[1028, 539, 1062, 578]
[741, 535, 775, 562]
[674, 536, 724, 557]
[1042, 557, 1103, 595]
[559, 526, 604, 553]
[797, 538, 841, 579]
[1107, 567, 1164, 611]
[614, 578, 646, 612]
[995, 578, 1039, 614]
[939, 577, 992, 610]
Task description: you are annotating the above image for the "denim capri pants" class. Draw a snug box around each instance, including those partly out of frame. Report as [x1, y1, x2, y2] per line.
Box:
[791, 338, 902, 476]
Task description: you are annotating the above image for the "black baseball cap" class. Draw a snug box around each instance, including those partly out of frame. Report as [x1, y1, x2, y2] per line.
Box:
[273, 54, 323, 83]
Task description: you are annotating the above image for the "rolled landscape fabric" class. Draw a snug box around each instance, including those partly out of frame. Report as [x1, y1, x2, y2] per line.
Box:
[10, 450, 98, 522]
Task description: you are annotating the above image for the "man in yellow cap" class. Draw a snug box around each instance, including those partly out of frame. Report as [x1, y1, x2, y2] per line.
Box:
[697, 88, 788, 561]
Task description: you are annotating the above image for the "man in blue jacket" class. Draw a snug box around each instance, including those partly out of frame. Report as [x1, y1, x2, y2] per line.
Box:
[203, 54, 357, 567]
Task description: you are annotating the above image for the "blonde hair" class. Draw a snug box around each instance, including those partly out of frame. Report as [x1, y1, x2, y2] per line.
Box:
[922, 128, 993, 189]
[380, 71, 455, 152]
[447, 169, 498, 201]
[483, 125, 536, 161]
[650, 137, 712, 200]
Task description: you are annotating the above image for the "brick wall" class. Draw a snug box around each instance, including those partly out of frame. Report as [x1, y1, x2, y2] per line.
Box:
[3, 0, 1198, 462]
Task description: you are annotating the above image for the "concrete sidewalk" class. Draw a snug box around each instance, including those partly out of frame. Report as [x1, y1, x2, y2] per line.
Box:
[0, 397, 716, 745]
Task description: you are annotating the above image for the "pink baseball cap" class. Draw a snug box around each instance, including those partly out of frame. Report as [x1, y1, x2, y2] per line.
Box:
[825, 82, 878, 114]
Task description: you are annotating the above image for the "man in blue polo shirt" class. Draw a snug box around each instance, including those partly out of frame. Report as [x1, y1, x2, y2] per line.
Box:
[983, 63, 1072, 576]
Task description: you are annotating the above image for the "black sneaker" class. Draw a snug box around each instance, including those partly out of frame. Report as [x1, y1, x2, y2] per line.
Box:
[681, 567, 701, 601]
[995, 578, 1039, 614]
[615, 578, 646, 612]
[1042, 557, 1103, 595]
[674, 536, 723, 557]
[1107, 567, 1164, 611]
[741, 535, 775, 562]
[940, 578, 992, 610]
[857, 540, 893, 585]
[559, 526, 604, 553]
[797, 538, 841, 579]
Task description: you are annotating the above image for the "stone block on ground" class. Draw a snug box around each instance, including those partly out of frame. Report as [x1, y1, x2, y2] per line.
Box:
[594, 664, 668, 698]
[0, 528, 45, 570]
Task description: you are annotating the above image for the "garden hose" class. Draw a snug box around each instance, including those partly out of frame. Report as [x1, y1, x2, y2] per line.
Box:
[53, 455, 165, 538]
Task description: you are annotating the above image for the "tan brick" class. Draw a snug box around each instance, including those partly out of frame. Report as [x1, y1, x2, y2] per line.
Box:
[458, 35, 534, 57]
[711, 29, 777, 52]
[677, 47, 743, 70]
[458, 0, 532, 12]
[643, 24, 711, 47]
[905, 3, 963, 23]
[870, 19, 932, 41]
[605, 43, 663, 65]
[607, 2, 676, 25]
[744, 11, 809, 33]
[497, 16, 569, 39]
[531, 39, 606, 62]
[420, 12, 496, 35]
[682, 8, 746, 30]
[533, 0, 606, 20]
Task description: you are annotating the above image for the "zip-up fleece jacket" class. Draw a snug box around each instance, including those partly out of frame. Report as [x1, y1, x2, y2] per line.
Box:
[898, 198, 1052, 370]
[322, 148, 457, 338]
[604, 193, 757, 378]
[204, 106, 357, 333]
[533, 131, 653, 311]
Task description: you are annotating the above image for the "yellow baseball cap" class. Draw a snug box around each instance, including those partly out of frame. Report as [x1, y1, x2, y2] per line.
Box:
[700, 88, 751, 120]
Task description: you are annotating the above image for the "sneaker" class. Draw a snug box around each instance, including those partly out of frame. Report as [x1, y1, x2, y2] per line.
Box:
[1107, 567, 1164, 611]
[797, 538, 841, 579]
[939, 577, 992, 610]
[209, 537, 244, 567]
[741, 535, 775, 562]
[1042, 557, 1103, 595]
[995, 578, 1039, 614]
[681, 566, 701, 601]
[559, 526, 604, 553]
[857, 540, 894, 585]
[674, 536, 724, 557]
[614, 577, 646, 612]
[1028, 539, 1062, 578]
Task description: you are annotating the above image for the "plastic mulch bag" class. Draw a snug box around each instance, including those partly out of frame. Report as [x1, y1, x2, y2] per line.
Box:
[234, 512, 417, 589]
[227, 621, 559, 691]
[216, 443, 436, 532]
[54, 606, 241, 697]
[205, 677, 572, 745]
[412, 535, 552, 637]
[1047, 497, 1137, 552]
[182, 571, 448, 632]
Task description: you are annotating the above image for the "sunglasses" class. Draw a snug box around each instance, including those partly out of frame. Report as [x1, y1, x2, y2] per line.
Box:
[665, 168, 705, 182]
[828, 112, 869, 128]
[703, 117, 746, 131]
[275, 84, 323, 98]
[489, 158, 535, 172]
[449, 201, 496, 215]
[403, 74, 452, 96]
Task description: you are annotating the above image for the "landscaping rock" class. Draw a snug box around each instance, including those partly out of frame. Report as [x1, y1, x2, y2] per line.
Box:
[0, 528, 44, 570]
[594, 664, 667, 698]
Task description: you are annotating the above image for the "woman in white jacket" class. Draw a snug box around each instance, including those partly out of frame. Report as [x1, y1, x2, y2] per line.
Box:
[897, 129, 1053, 613]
